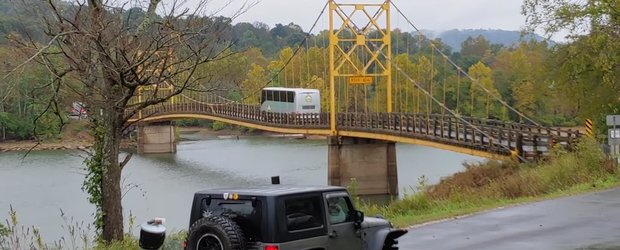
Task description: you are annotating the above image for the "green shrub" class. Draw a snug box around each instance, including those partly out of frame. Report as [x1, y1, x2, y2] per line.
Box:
[0, 111, 64, 140]
[536, 137, 607, 192]
[176, 119, 212, 127]
[237, 125, 256, 133]
[211, 121, 227, 131]
[94, 237, 139, 250]
[0, 222, 8, 241]
[536, 114, 579, 127]
[0, 112, 34, 140]
[176, 119, 200, 127]
[161, 231, 187, 250]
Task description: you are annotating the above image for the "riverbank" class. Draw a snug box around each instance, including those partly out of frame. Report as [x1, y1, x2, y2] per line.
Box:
[0, 140, 92, 152]
[0, 120, 93, 152]
[0, 126, 327, 152]
[359, 137, 620, 228]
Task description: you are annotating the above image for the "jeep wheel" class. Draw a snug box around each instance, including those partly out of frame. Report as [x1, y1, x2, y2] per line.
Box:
[186, 216, 246, 250]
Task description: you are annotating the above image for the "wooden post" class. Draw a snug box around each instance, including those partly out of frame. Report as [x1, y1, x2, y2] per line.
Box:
[516, 133, 524, 162]
[448, 116, 453, 140]
[533, 135, 539, 161]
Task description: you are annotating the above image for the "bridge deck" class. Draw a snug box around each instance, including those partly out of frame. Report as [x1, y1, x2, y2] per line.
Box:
[128, 102, 581, 161]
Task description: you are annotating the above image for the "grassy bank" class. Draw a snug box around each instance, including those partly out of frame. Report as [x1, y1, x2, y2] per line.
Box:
[359, 138, 619, 228]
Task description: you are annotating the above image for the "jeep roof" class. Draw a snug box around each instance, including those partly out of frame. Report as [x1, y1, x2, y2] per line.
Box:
[194, 185, 347, 197]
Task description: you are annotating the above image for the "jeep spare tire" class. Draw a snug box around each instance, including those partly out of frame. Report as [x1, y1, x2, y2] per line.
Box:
[186, 216, 246, 250]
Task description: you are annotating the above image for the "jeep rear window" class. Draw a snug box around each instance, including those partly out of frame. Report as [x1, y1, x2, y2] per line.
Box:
[202, 199, 262, 241]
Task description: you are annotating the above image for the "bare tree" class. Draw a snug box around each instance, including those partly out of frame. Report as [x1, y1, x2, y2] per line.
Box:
[13, 0, 254, 242]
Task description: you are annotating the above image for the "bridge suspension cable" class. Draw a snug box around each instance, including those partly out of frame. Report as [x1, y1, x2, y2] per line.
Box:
[357, 25, 528, 161]
[239, 1, 329, 102]
[374, 42, 528, 162]
[389, 1, 541, 126]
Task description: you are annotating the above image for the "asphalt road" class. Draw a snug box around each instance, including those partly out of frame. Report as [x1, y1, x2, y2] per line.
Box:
[399, 188, 620, 250]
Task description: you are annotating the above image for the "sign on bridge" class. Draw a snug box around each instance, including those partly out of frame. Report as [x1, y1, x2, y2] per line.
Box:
[349, 76, 373, 85]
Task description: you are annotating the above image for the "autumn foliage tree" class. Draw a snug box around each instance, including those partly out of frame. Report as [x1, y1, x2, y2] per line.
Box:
[467, 62, 501, 118]
[523, 0, 620, 127]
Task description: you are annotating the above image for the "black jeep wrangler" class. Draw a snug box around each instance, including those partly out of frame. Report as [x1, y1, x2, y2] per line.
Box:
[140, 185, 407, 250]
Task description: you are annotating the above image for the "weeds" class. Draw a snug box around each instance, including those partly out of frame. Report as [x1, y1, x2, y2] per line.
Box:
[346, 178, 361, 208]
[0, 205, 58, 250]
[0, 222, 7, 235]
[0, 206, 185, 250]
[58, 208, 92, 250]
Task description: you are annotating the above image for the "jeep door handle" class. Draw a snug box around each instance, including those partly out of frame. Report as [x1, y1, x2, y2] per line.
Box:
[329, 230, 338, 238]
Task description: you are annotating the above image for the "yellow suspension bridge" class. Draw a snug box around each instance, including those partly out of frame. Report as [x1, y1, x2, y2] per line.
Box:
[128, 0, 581, 164]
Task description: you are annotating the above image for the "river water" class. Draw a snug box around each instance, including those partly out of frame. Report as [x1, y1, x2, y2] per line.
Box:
[0, 136, 482, 242]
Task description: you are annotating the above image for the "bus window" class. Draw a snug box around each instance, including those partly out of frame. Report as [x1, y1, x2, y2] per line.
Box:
[261, 90, 267, 104]
[274, 91, 282, 102]
[286, 91, 294, 103]
[262, 90, 295, 103]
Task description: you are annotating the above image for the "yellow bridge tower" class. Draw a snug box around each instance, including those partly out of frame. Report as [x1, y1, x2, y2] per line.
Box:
[329, 0, 392, 134]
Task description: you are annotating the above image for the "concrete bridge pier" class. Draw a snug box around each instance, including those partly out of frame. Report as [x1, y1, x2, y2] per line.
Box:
[328, 136, 398, 196]
[137, 121, 177, 154]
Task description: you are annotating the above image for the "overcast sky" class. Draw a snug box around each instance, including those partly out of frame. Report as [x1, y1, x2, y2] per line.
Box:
[201, 0, 528, 33]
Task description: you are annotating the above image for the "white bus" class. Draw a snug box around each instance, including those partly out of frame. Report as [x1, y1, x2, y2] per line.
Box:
[260, 87, 321, 114]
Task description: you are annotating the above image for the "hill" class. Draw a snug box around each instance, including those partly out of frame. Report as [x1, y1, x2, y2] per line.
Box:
[434, 29, 548, 51]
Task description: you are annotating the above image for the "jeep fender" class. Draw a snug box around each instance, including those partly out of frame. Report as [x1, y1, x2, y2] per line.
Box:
[365, 227, 391, 250]
[365, 228, 408, 250]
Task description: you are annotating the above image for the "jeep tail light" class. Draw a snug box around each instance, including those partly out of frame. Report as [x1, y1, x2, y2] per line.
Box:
[265, 245, 279, 250]
[182, 240, 187, 249]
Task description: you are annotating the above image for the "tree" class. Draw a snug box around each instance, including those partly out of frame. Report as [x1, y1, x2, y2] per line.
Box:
[13, 0, 248, 243]
[241, 63, 267, 104]
[513, 80, 537, 117]
[267, 47, 291, 87]
[460, 35, 491, 60]
[467, 62, 501, 118]
[392, 54, 416, 113]
[0, 46, 64, 141]
[413, 56, 436, 114]
[492, 41, 552, 120]
[523, 0, 620, 125]
[302, 47, 329, 111]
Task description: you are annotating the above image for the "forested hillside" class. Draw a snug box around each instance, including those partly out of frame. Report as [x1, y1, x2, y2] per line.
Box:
[436, 29, 547, 52]
[0, 0, 617, 141]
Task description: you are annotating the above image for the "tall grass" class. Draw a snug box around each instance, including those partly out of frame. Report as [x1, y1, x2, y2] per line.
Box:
[0, 206, 53, 250]
[360, 138, 619, 227]
[0, 207, 185, 250]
